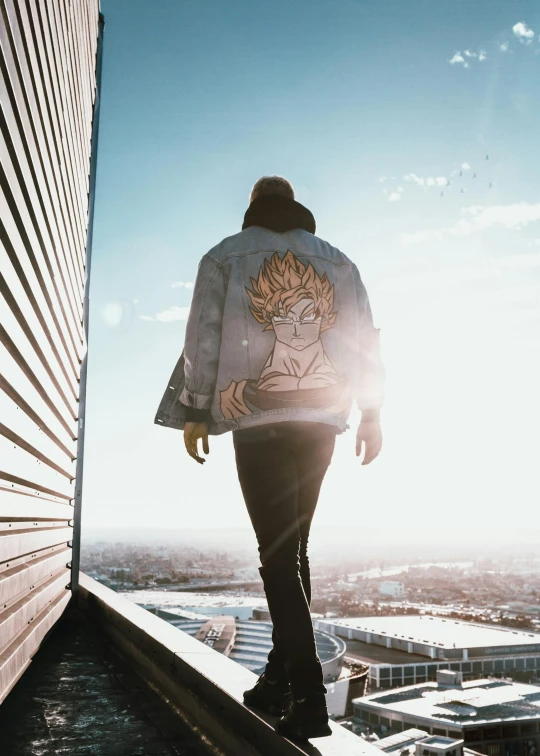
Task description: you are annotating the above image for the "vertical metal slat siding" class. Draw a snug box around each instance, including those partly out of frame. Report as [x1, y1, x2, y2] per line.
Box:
[71, 8, 103, 596]
[0, 0, 101, 704]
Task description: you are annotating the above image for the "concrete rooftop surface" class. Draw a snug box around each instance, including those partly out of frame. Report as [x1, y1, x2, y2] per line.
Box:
[0, 614, 212, 756]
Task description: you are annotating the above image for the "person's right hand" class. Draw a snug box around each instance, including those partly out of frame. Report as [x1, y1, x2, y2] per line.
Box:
[356, 420, 382, 465]
[184, 422, 209, 464]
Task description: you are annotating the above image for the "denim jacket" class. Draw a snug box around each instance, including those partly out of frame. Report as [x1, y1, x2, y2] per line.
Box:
[155, 225, 384, 436]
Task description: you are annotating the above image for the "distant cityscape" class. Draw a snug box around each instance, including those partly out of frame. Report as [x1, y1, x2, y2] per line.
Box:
[81, 533, 540, 749]
[81, 537, 540, 632]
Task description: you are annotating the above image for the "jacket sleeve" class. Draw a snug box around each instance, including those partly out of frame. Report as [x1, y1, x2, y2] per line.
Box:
[182, 405, 212, 424]
[179, 254, 228, 412]
[351, 263, 385, 412]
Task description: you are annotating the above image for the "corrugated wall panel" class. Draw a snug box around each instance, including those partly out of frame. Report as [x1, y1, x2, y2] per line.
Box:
[0, 547, 71, 607]
[0, 489, 74, 520]
[0, 590, 70, 703]
[0, 0, 101, 702]
[1, 526, 73, 568]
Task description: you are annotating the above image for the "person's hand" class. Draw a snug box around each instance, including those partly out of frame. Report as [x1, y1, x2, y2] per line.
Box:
[356, 420, 382, 465]
[184, 422, 209, 464]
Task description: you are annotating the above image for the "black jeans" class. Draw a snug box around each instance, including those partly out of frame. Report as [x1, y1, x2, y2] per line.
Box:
[233, 421, 338, 698]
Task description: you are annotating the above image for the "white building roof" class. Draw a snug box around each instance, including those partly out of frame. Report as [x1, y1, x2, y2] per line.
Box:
[356, 679, 540, 725]
[321, 615, 540, 650]
[374, 728, 430, 751]
[120, 589, 267, 610]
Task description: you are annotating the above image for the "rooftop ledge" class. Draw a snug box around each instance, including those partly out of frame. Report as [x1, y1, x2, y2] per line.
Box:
[78, 574, 378, 755]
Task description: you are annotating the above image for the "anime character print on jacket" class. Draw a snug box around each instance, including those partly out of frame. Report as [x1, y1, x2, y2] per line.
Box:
[220, 250, 352, 418]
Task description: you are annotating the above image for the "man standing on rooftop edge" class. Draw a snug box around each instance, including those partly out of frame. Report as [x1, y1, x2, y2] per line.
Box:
[155, 176, 385, 741]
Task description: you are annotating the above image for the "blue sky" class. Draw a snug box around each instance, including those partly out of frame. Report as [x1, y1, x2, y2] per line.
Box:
[84, 0, 540, 536]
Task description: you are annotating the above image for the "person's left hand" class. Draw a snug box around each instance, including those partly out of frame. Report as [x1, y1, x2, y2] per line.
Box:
[184, 422, 209, 464]
[356, 420, 383, 465]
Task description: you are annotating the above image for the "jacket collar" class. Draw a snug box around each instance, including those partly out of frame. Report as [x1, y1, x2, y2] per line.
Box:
[242, 194, 316, 234]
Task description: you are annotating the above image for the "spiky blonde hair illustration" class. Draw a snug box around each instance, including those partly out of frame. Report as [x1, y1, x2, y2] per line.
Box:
[247, 250, 337, 332]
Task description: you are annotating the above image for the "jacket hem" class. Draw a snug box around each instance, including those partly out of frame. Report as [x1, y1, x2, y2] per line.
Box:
[155, 408, 349, 436]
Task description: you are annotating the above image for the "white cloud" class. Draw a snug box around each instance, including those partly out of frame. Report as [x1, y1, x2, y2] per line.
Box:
[462, 49, 487, 62]
[139, 306, 191, 323]
[155, 306, 191, 322]
[400, 202, 540, 245]
[513, 22, 535, 44]
[449, 52, 469, 68]
[378, 176, 387, 184]
[449, 50, 486, 67]
[171, 281, 194, 289]
[461, 162, 471, 171]
[404, 173, 447, 188]
[500, 42, 509, 52]
[459, 203, 540, 233]
[405, 173, 425, 187]
[388, 192, 402, 202]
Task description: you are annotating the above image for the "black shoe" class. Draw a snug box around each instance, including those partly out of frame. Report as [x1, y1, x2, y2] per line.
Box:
[243, 673, 290, 716]
[275, 692, 332, 740]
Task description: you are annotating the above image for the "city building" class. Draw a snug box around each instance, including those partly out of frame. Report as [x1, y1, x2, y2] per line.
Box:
[380, 582, 406, 598]
[314, 616, 540, 689]
[122, 589, 268, 620]
[253, 606, 271, 621]
[146, 608, 372, 718]
[149, 612, 347, 681]
[196, 615, 236, 654]
[371, 727, 483, 756]
[353, 671, 540, 756]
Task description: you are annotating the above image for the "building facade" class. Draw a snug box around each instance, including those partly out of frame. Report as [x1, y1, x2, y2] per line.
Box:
[0, 0, 102, 703]
[353, 675, 540, 756]
[153, 612, 348, 681]
[379, 582, 406, 598]
[315, 616, 540, 690]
